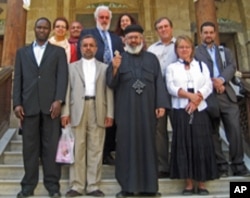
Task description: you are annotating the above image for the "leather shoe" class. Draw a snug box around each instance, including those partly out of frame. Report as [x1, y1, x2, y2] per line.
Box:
[86, 190, 105, 197]
[16, 191, 34, 198]
[182, 188, 194, 195]
[65, 189, 83, 197]
[138, 192, 161, 197]
[197, 188, 209, 195]
[116, 191, 134, 197]
[49, 191, 61, 198]
[219, 170, 228, 177]
[103, 154, 115, 165]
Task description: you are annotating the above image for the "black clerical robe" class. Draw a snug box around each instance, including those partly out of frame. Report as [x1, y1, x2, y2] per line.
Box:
[106, 51, 170, 193]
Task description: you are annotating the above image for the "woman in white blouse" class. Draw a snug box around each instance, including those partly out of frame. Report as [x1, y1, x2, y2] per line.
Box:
[165, 35, 218, 195]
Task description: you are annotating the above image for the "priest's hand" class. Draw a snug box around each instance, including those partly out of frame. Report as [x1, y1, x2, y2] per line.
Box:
[112, 50, 122, 76]
[155, 108, 165, 118]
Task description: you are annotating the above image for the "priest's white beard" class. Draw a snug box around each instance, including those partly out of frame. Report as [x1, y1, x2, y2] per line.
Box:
[125, 42, 143, 54]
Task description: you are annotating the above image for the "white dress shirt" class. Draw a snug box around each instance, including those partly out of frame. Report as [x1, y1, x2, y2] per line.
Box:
[82, 58, 96, 96]
[165, 59, 212, 111]
[33, 41, 47, 66]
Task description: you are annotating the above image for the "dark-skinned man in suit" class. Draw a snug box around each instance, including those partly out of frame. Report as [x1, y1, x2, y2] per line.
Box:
[13, 17, 68, 198]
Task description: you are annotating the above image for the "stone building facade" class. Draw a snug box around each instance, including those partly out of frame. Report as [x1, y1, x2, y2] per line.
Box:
[0, 0, 250, 73]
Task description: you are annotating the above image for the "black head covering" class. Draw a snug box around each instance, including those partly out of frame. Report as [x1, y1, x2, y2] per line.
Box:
[124, 24, 144, 35]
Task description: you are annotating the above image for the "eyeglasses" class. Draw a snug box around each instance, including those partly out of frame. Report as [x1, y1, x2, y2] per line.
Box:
[81, 43, 96, 48]
[55, 25, 66, 29]
[98, 16, 110, 20]
[177, 46, 191, 49]
[126, 35, 141, 40]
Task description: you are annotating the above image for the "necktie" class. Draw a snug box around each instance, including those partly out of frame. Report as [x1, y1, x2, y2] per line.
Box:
[102, 31, 112, 64]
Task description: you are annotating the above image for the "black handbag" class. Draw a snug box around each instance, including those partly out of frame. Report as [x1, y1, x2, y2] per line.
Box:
[198, 61, 220, 118]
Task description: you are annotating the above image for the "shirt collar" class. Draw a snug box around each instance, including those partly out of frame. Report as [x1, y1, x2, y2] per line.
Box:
[33, 40, 48, 48]
[202, 42, 216, 50]
[82, 57, 95, 64]
[156, 37, 176, 46]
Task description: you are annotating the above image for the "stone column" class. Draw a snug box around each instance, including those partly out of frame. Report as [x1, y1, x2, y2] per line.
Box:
[239, 0, 250, 65]
[1, 0, 27, 67]
[141, 0, 155, 46]
[194, 0, 219, 44]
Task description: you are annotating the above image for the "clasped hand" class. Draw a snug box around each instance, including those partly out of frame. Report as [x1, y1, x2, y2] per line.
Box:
[212, 78, 225, 94]
[186, 92, 202, 114]
[185, 102, 197, 114]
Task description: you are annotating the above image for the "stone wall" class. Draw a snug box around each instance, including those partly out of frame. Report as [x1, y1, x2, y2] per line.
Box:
[0, 0, 249, 71]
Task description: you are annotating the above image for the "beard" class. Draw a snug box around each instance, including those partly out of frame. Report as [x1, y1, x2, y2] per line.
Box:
[96, 21, 110, 31]
[125, 42, 143, 54]
[204, 37, 214, 45]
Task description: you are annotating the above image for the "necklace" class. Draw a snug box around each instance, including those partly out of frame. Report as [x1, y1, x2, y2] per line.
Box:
[125, 52, 146, 95]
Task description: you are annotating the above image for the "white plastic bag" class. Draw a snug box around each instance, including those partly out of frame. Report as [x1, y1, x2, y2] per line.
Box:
[55, 125, 74, 164]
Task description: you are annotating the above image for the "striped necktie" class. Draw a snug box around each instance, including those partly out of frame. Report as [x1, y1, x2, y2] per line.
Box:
[102, 31, 112, 64]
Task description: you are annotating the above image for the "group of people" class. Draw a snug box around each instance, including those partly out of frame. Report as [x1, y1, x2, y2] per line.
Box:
[12, 4, 249, 198]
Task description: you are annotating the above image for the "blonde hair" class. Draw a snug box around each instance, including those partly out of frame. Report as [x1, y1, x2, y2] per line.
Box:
[174, 35, 194, 59]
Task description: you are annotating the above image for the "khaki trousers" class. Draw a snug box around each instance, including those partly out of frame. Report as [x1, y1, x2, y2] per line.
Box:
[69, 99, 105, 193]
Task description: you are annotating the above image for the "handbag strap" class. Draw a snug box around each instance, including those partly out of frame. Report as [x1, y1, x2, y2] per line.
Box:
[198, 60, 203, 73]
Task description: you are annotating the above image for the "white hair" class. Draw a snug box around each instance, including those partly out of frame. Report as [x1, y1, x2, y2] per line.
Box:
[94, 5, 112, 19]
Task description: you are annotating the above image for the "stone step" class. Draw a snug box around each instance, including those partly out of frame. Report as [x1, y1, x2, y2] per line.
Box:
[0, 151, 23, 164]
[0, 176, 248, 197]
[0, 164, 115, 180]
[0, 128, 248, 198]
[0, 164, 69, 179]
[6, 140, 22, 151]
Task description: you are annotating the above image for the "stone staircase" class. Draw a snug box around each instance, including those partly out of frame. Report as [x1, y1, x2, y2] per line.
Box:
[0, 128, 250, 198]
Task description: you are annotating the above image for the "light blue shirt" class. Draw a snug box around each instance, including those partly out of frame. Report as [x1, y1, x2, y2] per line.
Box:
[205, 44, 220, 77]
[148, 37, 177, 76]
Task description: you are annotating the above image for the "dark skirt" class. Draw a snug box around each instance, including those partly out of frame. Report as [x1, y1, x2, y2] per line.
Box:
[170, 109, 219, 181]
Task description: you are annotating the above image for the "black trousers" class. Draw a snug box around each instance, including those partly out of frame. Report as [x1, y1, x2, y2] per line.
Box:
[21, 112, 61, 193]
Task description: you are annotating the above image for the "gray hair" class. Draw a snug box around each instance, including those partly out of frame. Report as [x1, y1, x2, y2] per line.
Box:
[94, 5, 112, 19]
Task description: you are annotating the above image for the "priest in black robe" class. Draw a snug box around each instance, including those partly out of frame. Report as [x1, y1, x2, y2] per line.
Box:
[106, 24, 170, 197]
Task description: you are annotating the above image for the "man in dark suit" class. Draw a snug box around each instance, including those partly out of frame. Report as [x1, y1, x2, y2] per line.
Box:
[13, 17, 68, 198]
[78, 5, 124, 165]
[195, 21, 248, 177]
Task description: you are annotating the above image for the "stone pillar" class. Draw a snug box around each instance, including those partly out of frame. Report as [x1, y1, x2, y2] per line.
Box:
[194, 0, 219, 45]
[141, 0, 155, 46]
[1, 0, 27, 67]
[239, 0, 250, 66]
